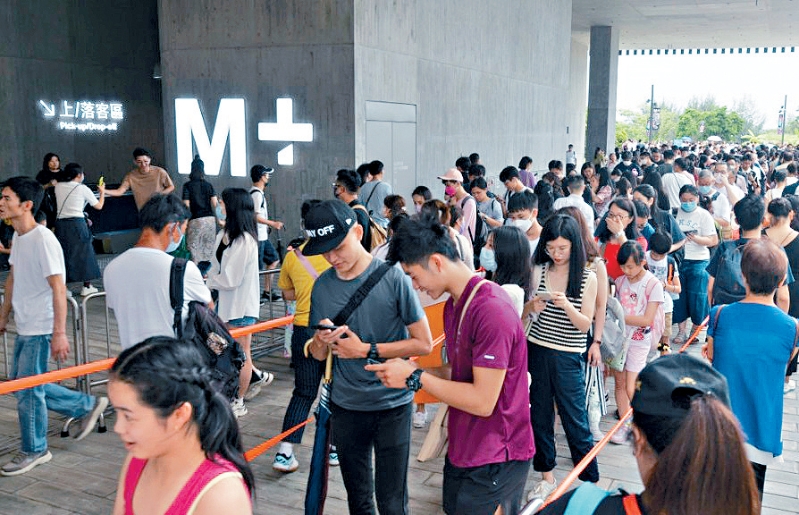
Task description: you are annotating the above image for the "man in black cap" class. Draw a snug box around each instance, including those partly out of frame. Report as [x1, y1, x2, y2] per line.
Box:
[304, 199, 433, 515]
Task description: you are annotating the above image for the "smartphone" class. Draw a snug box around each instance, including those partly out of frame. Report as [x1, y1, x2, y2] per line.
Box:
[683, 230, 697, 236]
[537, 291, 554, 301]
[311, 323, 339, 331]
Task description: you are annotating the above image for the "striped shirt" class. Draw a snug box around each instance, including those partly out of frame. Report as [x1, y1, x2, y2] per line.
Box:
[527, 264, 594, 353]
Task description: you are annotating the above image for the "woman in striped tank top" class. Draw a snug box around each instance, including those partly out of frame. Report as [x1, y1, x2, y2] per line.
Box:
[522, 214, 600, 502]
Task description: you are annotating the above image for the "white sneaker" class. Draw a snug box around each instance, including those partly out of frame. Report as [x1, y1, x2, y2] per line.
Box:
[231, 398, 248, 418]
[413, 411, 427, 428]
[785, 380, 796, 395]
[590, 426, 605, 442]
[610, 421, 632, 445]
[244, 371, 274, 401]
[527, 478, 557, 502]
[74, 396, 109, 441]
[80, 285, 98, 296]
[0, 450, 52, 476]
[272, 452, 299, 473]
[328, 446, 339, 467]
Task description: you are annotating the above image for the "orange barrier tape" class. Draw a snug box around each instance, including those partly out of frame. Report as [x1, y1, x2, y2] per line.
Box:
[230, 315, 294, 338]
[542, 316, 709, 508]
[244, 416, 314, 462]
[0, 358, 116, 396]
[0, 315, 296, 396]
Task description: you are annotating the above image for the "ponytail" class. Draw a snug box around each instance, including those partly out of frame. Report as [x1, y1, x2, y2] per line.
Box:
[201, 387, 255, 495]
[640, 395, 759, 515]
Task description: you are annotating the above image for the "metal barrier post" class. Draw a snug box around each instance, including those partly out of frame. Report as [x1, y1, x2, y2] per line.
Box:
[0, 292, 6, 379]
[254, 268, 285, 357]
[66, 295, 84, 389]
[80, 291, 113, 395]
[519, 499, 544, 515]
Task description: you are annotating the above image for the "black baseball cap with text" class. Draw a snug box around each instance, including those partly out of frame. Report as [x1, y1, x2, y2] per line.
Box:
[303, 200, 357, 255]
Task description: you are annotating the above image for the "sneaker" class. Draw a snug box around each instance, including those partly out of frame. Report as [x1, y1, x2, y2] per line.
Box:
[272, 452, 299, 473]
[413, 411, 427, 428]
[328, 448, 339, 467]
[231, 398, 248, 418]
[610, 421, 632, 445]
[590, 426, 605, 442]
[0, 450, 52, 476]
[785, 380, 796, 395]
[79, 285, 98, 296]
[74, 396, 109, 441]
[527, 478, 557, 502]
[244, 371, 274, 401]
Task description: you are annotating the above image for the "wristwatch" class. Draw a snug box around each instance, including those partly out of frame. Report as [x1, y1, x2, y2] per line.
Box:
[406, 369, 424, 392]
[367, 342, 380, 361]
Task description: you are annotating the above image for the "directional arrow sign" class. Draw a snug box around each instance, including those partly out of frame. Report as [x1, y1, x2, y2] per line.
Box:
[39, 100, 55, 117]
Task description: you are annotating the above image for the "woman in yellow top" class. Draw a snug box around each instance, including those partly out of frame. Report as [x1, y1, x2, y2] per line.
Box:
[272, 200, 332, 473]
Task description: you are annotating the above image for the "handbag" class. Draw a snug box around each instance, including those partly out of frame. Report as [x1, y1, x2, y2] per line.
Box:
[417, 279, 487, 462]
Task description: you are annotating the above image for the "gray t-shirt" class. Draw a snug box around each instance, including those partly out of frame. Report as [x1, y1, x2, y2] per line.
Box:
[310, 257, 424, 410]
[359, 180, 392, 228]
[477, 198, 504, 225]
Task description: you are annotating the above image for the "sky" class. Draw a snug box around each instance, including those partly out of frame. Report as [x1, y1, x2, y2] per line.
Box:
[616, 51, 799, 130]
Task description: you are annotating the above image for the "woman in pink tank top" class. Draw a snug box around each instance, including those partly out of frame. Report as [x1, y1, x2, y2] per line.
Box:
[109, 337, 254, 515]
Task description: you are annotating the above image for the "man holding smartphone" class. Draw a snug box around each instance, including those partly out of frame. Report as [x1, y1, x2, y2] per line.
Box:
[304, 200, 433, 515]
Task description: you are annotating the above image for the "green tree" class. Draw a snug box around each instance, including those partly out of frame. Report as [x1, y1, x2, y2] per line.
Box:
[677, 106, 745, 142]
[616, 103, 679, 145]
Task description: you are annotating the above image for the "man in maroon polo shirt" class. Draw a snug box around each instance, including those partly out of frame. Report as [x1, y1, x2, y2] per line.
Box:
[367, 216, 534, 515]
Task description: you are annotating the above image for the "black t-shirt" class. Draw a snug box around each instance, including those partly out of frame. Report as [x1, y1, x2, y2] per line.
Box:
[349, 199, 372, 251]
[35, 168, 65, 186]
[539, 489, 647, 515]
[182, 180, 216, 219]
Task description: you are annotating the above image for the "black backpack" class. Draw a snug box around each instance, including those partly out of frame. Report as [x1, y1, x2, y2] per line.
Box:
[169, 258, 246, 401]
[710, 240, 747, 306]
[461, 196, 486, 268]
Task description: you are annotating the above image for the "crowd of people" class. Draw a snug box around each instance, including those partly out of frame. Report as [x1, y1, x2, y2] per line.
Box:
[0, 141, 797, 514]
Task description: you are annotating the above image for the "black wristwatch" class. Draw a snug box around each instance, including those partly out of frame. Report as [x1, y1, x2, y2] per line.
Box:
[406, 369, 424, 392]
[367, 342, 380, 361]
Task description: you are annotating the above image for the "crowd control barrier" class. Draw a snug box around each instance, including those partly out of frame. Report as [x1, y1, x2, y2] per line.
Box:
[522, 317, 710, 513]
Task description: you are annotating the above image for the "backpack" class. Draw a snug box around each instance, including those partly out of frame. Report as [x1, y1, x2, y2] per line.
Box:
[710, 240, 747, 306]
[352, 204, 387, 249]
[600, 296, 628, 368]
[169, 258, 246, 401]
[460, 196, 485, 268]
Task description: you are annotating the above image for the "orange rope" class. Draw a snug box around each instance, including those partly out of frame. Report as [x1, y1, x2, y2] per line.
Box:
[542, 316, 709, 508]
[0, 315, 295, 395]
[244, 416, 314, 461]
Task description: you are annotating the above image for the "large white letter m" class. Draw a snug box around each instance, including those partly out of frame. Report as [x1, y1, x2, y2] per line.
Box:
[175, 98, 246, 177]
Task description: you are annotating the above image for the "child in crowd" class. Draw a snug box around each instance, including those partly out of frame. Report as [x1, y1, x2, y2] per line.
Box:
[611, 241, 664, 445]
[645, 232, 681, 356]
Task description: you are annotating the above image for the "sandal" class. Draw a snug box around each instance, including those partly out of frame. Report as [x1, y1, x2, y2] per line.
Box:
[672, 332, 687, 346]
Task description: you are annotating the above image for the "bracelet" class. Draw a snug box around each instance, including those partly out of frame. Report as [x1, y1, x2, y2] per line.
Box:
[592, 340, 601, 346]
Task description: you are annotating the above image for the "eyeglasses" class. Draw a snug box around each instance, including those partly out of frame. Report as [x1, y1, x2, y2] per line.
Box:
[607, 211, 629, 220]
[545, 244, 571, 256]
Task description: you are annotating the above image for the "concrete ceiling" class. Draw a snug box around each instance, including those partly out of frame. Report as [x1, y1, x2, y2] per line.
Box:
[572, 0, 799, 49]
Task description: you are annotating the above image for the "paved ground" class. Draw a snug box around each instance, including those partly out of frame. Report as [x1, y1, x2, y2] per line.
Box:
[0, 293, 796, 514]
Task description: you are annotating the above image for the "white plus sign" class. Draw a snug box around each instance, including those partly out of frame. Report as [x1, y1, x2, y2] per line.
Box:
[257, 98, 313, 165]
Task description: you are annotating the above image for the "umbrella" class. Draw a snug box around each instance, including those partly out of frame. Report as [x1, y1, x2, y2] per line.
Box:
[305, 350, 333, 515]
[707, 135, 722, 142]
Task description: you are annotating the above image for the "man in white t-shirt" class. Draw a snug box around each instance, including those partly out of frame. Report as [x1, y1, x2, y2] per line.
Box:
[250, 165, 284, 302]
[104, 194, 212, 350]
[661, 158, 695, 210]
[553, 175, 596, 234]
[0, 177, 108, 476]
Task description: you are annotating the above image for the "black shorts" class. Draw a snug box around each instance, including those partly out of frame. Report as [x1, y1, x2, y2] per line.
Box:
[258, 239, 280, 269]
[443, 456, 531, 515]
[787, 352, 798, 377]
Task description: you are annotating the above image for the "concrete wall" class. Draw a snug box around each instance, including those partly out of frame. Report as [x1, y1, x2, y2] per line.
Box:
[568, 37, 589, 164]
[158, 0, 356, 240]
[354, 0, 575, 196]
[0, 0, 163, 183]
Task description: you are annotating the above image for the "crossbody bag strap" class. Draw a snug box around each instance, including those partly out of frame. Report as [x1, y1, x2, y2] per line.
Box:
[169, 258, 187, 338]
[56, 183, 81, 219]
[364, 182, 379, 208]
[331, 262, 391, 327]
[292, 247, 319, 280]
[457, 279, 488, 341]
[622, 494, 643, 515]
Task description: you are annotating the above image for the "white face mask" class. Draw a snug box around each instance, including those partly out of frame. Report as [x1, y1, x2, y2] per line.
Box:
[510, 218, 532, 233]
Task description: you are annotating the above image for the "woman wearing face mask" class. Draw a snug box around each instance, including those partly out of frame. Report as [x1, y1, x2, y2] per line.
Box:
[411, 186, 432, 214]
[205, 188, 260, 419]
[673, 184, 718, 345]
[505, 190, 542, 256]
[438, 168, 477, 246]
[181, 155, 219, 275]
[481, 226, 531, 316]
[54, 163, 106, 296]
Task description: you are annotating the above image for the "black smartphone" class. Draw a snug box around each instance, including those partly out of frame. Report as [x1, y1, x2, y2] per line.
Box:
[311, 323, 339, 331]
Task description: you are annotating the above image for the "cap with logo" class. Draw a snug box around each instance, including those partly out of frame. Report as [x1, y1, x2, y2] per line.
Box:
[302, 199, 357, 256]
[631, 354, 730, 420]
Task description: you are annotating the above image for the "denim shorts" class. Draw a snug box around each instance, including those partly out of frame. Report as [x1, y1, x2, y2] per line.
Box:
[228, 316, 257, 328]
[258, 240, 280, 270]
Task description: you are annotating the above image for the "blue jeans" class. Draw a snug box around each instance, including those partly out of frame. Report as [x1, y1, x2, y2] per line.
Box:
[13, 334, 94, 454]
[529, 344, 599, 483]
[673, 259, 710, 325]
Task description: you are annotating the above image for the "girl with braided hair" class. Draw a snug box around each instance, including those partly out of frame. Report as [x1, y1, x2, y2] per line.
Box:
[110, 336, 253, 515]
